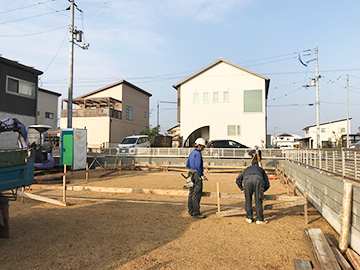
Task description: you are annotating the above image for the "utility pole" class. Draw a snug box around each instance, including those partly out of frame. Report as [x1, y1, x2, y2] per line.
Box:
[346, 74, 350, 148]
[156, 101, 177, 127]
[66, 0, 89, 129]
[67, 0, 75, 128]
[315, 47, 320, 148]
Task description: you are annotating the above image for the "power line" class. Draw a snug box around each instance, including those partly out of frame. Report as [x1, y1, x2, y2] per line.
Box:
[0, 0, 56, 15]
[0, 25, 67, 37]
[0, 9, 66, 25]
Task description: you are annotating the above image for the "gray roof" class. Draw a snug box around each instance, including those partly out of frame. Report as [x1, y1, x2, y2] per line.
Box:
[173, 58, 270, 97]
[303, 118, 352, 130]
[77, 80, 152, 98]
[0, 55, 43, 75]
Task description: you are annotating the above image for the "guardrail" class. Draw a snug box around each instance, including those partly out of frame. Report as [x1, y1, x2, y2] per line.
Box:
[92, 147, 285, 159]
[283, 148, 360, 181]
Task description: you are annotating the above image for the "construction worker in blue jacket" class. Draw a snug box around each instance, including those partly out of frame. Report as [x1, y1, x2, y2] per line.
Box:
[235, 164, 270, 224]
[186, 137, 207, 219]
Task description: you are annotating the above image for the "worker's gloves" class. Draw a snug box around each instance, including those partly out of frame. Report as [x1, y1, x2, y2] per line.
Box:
[202, 175, 208, 181]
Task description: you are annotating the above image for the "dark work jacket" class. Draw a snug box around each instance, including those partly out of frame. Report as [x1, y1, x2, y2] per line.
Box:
[235, 165, 270, 192]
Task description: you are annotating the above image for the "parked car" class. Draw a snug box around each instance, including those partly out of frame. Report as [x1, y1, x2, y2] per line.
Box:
[207, 140, 248, 148]
[116, 135, 151, 155]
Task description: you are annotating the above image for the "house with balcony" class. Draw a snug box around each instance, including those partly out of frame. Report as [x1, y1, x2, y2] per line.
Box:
[60, 80, 152, 147]
[173, 58, 270, 147]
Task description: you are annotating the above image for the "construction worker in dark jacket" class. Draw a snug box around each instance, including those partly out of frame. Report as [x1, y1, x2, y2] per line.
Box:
[235, 164, 270, 224]
[186, 138, 207, 219]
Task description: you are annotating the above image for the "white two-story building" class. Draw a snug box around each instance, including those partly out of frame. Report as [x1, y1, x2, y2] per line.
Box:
[303, 118, 351, 148]
[173, 58, 270, 147]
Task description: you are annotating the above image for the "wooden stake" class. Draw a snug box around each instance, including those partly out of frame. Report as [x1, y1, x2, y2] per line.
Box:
[166, 160, 168, 172]
[21, 187, 25, 203]
[104, 161, 107, 177]
[339, 182, 353, 252]
[86, 163, 89, 181]
[62, 165, 66, 204]
[304, 191, 308, 226]
[118, 160, 121, 175]
[205, 162, 208, 173]
[216, 182, 220, 213]
[293, 180, 296, 196]
[132, 160, 134, 172]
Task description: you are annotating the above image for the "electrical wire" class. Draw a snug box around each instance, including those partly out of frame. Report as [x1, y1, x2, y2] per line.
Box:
[0, 25, 67, 37]
[0, 9, 67, 25]
[0, 0, 56, 15]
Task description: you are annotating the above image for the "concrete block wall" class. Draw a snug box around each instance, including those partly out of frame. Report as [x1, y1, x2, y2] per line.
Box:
[280, 160, 360, 254]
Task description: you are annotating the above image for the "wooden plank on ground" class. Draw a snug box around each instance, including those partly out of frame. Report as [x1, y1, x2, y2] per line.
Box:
[216, 208, 246, 217]
[325, 234, 353, 270]
[346, 248, 360, 270]
[18, 191, 66, 207]
[293, 259, 313, 270]
[303, 228, 341, 270]
[264, 199, 307, 210]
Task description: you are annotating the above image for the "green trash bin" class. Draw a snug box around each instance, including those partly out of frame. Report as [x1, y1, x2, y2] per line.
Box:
[0, 196, 9, 239]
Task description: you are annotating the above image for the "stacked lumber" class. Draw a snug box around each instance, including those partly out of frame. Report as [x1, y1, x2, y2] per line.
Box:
[301, 228, 358, 270]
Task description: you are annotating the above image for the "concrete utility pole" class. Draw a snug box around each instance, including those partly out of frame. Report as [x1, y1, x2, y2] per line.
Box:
[156, 101, 177, 127]
[315, 47, 320, 148]
[67, 0, 75, 128]
[346, 74, 350, 148]
[67, 0, 89, 128]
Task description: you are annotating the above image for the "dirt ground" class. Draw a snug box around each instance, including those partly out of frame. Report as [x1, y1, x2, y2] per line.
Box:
[0, 169, 339, 270]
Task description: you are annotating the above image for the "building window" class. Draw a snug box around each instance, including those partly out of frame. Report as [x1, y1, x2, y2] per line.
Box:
[144, 111, 147, 118]
[193, 93, 199, 103]
[338, 128, 345, 133]
[37, 111, 40, 116]
[45, 112, 54, 119]
[203, 92, 209, 102]
[126, 105, 133, 120]
[213, 92, 218, 102]
[228, 125, 240, 136]
[6, 76, 35, 98]
[223, 91, 229, 102]
[244, 90, 262, 112]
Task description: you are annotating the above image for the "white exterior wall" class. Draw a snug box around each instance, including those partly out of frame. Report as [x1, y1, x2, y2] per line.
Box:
[180, 62, 267, 147]
[305, 120, 350, 148]
[60, 117, 109, 147]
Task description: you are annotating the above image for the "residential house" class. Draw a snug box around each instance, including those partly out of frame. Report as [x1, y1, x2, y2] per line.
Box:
[167, 123, 181, 147]
[0, 56, 42, 148]
[173, 58, 270, 147]
[275, 133, 301, 149]
[60, 80, 152, 148]
[37, 88, 61, 129]
[303, 118, 351, 148]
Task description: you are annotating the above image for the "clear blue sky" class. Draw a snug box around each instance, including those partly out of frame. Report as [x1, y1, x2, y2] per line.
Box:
[1, 0, 360, 137]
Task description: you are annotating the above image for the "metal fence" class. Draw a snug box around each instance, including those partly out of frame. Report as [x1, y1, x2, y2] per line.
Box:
[283, 148, 360, 181]
[93, 147, 284, 159]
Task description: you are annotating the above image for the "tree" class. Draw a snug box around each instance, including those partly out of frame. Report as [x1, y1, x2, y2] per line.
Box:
[140, 125, 160, 141]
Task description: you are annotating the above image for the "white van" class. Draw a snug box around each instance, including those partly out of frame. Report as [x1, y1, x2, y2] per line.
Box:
[116, 135, 151, 155]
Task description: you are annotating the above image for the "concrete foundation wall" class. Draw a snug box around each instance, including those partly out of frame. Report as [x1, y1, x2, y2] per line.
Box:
[279, 160, 360, 254]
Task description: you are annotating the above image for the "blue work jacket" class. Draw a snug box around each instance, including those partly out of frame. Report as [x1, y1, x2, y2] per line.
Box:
[186, 148, 204, 176]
